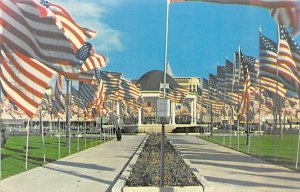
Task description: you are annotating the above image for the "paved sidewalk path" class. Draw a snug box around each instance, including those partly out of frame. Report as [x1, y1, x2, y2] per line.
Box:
[0, 135, 145, 192]
[168, 135, 300, 192]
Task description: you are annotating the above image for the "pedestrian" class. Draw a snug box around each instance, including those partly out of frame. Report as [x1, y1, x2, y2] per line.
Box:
[116, 117, 124, 141]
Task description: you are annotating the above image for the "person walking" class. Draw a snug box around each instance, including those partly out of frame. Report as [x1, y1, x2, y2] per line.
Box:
[116, 117, 124, 141]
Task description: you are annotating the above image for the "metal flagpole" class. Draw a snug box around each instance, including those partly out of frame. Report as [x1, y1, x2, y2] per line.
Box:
[222, 66, 227, 145]
[58, 118, 61, 158]
[258, 27, 262, 134]
[40, 107, 46, 163]
[69, 80, 72, 153]
[65, 77, 70, 150]
[237, 46, 242, 151]
[160, 0, 170, 187]
[50, 114, 53, 137]
[0, 120, 1, 180]
[77, 84, 80, 151]
[230, 58, 236, 148]
[275, 23, 280, 138]
[25, 118, 31, 170]
[84, 113, 87, 149]
[296, 111, 300, 169]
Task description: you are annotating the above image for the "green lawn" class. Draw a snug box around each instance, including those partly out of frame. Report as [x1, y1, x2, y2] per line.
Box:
[200, 134, 300, 171]
[1, 135, 110, 179]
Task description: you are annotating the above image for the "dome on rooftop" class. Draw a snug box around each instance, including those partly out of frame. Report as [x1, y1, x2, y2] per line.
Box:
[136, 70, 182, 91]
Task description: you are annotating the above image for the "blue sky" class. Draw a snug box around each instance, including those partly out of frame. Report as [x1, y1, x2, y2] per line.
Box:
[54, 0, 299, 81]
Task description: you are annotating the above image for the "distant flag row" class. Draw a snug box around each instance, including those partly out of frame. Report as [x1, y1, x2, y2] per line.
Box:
[199, 24, 300, 122]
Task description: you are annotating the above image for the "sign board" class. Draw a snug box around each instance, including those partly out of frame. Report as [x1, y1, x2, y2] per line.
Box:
[157, 98, 170, 118]
[160, 83, 169, 90]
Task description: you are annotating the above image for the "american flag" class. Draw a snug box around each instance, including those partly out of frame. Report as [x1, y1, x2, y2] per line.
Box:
[44, 1, 106, 72]
[3, 99, 25, 118]
[202, 78, 210, 106]
[259, 32, 286, 95]
[0, 0, 94, 81]
[239, 67, 251, 119]
[53, 74, 65, 113]
[234, 51, 244, 95]
[119, 78, 142, 102]
[217, 65, 226, 93]
[71, 86, 87, 110]
[241, 54, 258, 93]
[76, 42, 93, 61]
[259, 77, 286, 97]
[209, 73, 218, 104]
[284, 25, 300, 96]
[98, 70, 122, 101]
[79, 82, 98, 106]
[225, 59, 234, 90]
[225, 59, 234, 104]
[94, 68, 106, 113]
[160, 85, 189, 103]
[277, 25, 299, 96]
[169, 0, 300, 36]
[0, 45, 55, 117]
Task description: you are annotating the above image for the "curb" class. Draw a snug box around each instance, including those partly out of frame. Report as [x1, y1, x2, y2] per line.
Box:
[111, 135, 148, 192]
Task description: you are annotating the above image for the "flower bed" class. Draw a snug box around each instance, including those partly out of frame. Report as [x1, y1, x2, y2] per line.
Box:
[126, 133, 200, 187]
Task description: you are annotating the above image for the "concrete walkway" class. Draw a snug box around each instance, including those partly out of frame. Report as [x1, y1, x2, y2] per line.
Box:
[0, 135, 146, 192]
[168, 135, 300, 192]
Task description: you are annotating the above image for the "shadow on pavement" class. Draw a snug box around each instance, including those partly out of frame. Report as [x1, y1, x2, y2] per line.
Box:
[52, 160, 115, 171]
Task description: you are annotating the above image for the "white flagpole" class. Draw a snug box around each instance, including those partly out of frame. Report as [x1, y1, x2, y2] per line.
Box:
[40, 108, 46, 163]
[160, 0, 170, 187]
[230, 58, 237, 148]
[275, 23, 280, 137]
[258, 26, 262, 135]
[296, 126, 300, 169]
[77, 83, 80, 151]
[25, 118, 31, 170]
[296, 111, 300, 169]
[0, 91, 2, 179]
[84, 114, 87, 149]
[58, 118, 61, 158]
[236, 46, 242, 151]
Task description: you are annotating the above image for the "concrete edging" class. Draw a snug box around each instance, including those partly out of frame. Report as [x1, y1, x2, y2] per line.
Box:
[111, 135, 148, 192]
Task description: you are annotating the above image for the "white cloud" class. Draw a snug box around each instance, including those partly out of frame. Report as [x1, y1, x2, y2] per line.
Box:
[52, 0, 122, 53]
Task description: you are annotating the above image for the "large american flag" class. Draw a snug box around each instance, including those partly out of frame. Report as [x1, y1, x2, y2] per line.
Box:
[284, 25, 300, 96]
[45, 2, 106, 72]
[169, 0, 300, 36]
[0, 45, 55, 117]
[0, 0, 94, 81]
[259, 32, 289, 97]
[277, 25, 299, 96]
